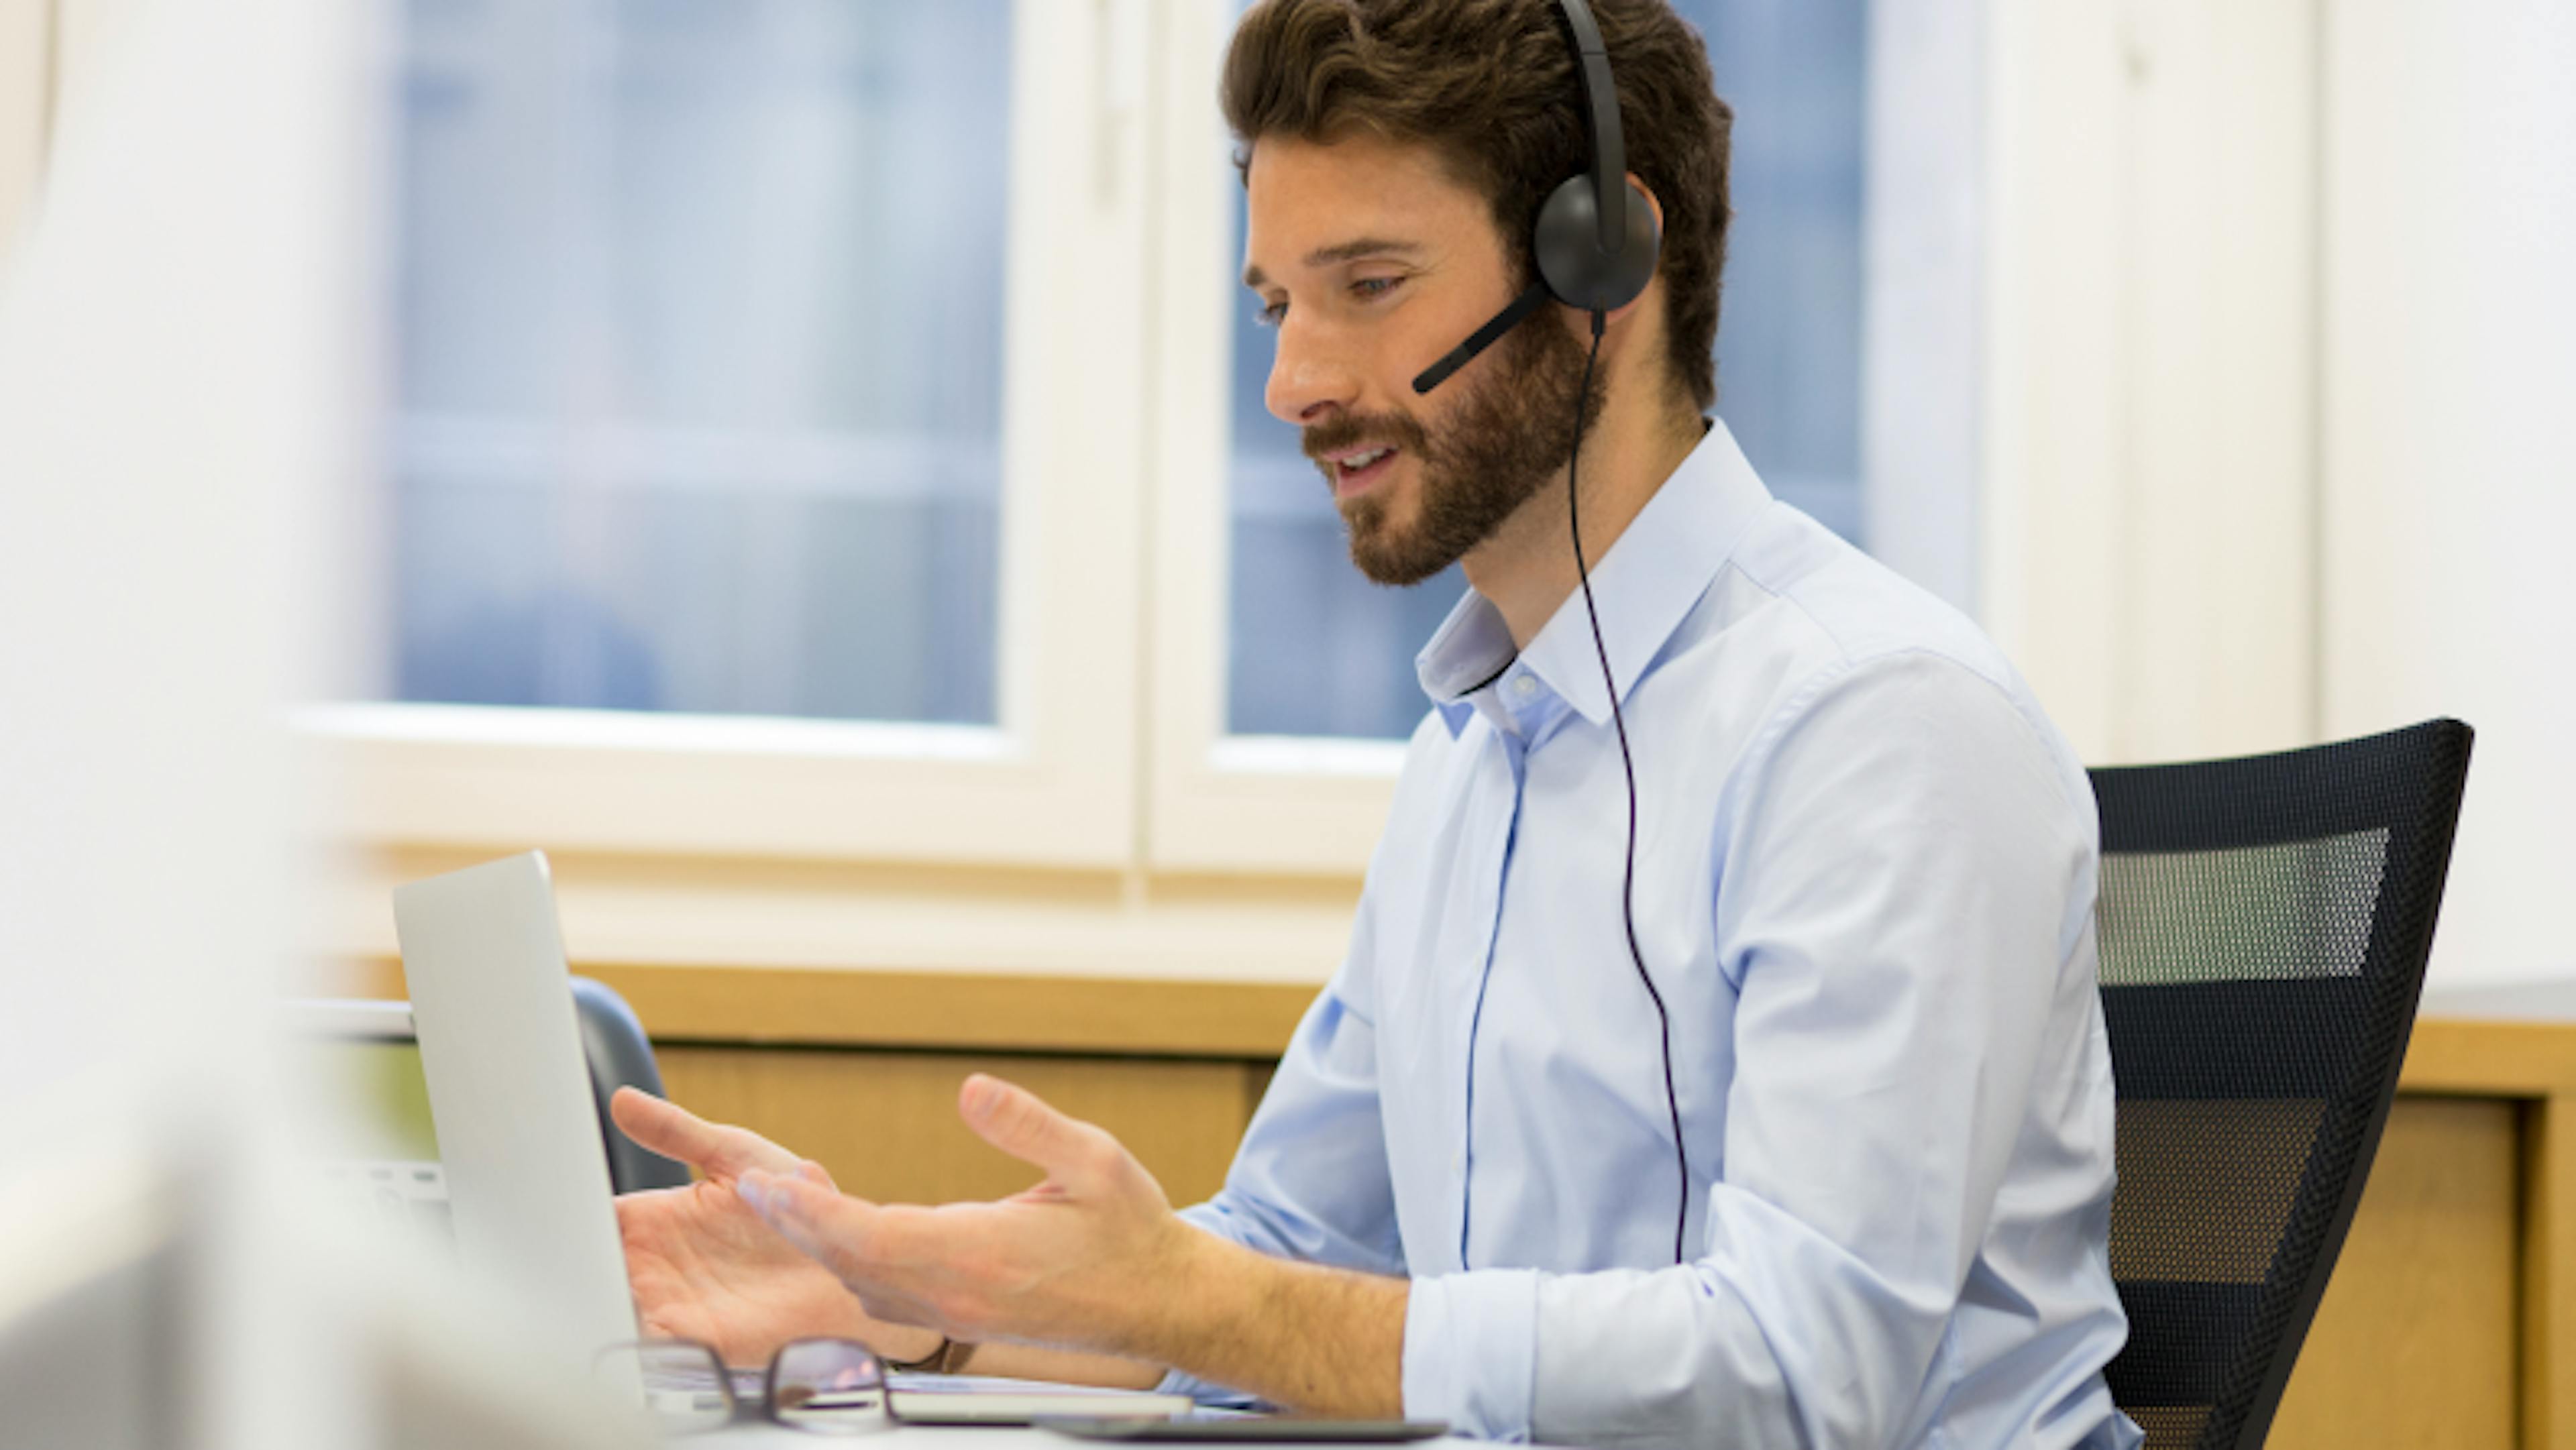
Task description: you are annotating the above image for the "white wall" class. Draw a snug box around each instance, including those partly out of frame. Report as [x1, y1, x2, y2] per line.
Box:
[1987, 0, 2576, 987]
[1982, 0, 2321, 769]
[48, 0, 138, 119]
[0, 0, 53, 256]
[0, 0, 148, 271]
[2319, 0, 2576, 987]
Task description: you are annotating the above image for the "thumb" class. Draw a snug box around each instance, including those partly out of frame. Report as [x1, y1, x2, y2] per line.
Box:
[957, 1074, 1104, 1183]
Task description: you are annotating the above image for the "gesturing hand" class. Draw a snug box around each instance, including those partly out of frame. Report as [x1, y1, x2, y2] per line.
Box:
[731, 1074, 1201, 1360]
[608, 1089, 939, 1368]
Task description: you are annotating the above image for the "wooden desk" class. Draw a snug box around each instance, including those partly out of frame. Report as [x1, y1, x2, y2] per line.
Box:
[2271, 1012, 2576, 1450]
[345, 960, 2576, 1449]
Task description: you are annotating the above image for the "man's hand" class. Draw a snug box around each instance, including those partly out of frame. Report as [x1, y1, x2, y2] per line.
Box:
[728, 1075, 1407, 1414]
[608, 1088, 941, 1368]
[730, 1074, 1199, 1357]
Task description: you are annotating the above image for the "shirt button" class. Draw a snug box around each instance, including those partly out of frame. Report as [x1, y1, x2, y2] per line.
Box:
[1512, 675, 1538, 698]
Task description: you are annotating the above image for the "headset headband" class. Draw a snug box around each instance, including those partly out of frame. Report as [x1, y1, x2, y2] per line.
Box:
[1555, 0, 1627, 258]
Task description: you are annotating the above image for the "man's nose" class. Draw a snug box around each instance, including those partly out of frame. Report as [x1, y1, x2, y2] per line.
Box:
[1264, 316, 1360, 427]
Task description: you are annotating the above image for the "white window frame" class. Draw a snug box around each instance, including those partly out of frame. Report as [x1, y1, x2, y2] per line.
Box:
[303, 0, 1154, 873]
[1140, 0, 1405, 878]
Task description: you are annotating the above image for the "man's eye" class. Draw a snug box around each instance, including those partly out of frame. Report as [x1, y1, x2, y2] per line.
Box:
[1255, 299, 1287, 327]
[1352, 276, 1403, 302]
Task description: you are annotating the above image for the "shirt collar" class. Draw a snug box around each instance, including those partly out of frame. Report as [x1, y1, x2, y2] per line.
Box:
[1416, 417, 1774, 737]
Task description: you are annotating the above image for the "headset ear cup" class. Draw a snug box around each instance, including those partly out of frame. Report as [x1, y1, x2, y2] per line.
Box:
[1534, 174, 1663, 313]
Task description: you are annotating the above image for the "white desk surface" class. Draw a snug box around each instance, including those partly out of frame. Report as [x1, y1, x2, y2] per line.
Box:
[2422, 981, 2576, 1020]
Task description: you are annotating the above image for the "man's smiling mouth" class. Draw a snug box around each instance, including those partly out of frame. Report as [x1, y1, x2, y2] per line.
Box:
[1325, 444, 1402, 497]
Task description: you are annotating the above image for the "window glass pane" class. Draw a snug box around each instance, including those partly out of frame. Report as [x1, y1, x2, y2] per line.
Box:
[1222, 0, 1868, 740]
[390, 0, 1010, 723]
[1681, 0, 1867, 541]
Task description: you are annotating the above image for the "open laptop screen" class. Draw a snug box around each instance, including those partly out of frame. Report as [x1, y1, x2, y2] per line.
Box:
[282, 997, 450, 1243]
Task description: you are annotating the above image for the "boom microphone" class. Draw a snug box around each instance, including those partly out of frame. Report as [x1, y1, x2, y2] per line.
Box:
[1409, 280, 1551, 394]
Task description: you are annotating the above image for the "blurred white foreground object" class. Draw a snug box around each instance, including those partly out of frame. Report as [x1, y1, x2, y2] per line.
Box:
[0, 0, 643, 1443]
[0, 1146, 647, 1450]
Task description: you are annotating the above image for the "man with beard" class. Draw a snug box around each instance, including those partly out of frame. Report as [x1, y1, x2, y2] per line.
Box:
[611, 2, 2137, 1445]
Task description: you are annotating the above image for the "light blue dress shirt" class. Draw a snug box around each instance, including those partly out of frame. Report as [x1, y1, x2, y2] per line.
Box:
[1170, 420, 2137, 1449]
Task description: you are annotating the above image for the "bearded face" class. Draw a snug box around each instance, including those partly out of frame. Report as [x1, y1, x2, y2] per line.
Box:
[1243, 136, 1615, 587]
[1301, 303, 1605, 586]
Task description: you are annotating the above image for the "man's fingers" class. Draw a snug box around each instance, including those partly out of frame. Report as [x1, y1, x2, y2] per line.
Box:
[608, 1087, 722, 1166]
[957, 1073, 1106, 1182]
[736, 1169, 879, 1277]
[609, 1086, 796, 1178]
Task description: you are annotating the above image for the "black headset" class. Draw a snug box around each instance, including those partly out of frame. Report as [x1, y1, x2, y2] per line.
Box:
[1410, 0, 1693, 1266]
[1409, 0, 1663, 394]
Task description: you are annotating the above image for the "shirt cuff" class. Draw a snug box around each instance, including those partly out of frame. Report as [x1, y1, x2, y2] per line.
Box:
[1402, 1269, 1540, 1441]
[1150, 1365, 1268, 1410]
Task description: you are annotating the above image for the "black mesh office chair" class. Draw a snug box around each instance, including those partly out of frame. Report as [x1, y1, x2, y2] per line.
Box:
[572, 976, 692, 1193]
[2093, 718, 2473, 1450]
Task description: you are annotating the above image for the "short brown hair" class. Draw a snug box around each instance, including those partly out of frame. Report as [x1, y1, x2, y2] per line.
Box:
[1222, 0, 1733, 414]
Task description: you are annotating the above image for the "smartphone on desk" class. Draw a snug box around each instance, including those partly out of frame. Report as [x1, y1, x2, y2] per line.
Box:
[1033, 1416, 1449, 1443]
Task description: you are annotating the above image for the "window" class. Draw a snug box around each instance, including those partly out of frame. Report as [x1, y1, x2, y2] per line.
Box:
[392, 0, 1012, 725]
[315, 0, 1979, 962]
[1682, 0, 1870, 543]
[313, 0, 1155, 871]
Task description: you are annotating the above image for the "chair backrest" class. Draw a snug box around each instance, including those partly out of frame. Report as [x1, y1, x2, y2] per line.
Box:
[2092, 718, 2472, 1450]
[571, 977, 692, 1194]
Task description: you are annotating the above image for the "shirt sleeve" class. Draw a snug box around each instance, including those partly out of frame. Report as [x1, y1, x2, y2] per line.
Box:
[1177, 958, 1405, 1276]
[1156, 884, 1407, 1402]
[1399, 651, 2098, 1448]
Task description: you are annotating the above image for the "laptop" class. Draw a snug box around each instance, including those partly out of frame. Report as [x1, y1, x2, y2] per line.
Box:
[391, 851, 640, 1361]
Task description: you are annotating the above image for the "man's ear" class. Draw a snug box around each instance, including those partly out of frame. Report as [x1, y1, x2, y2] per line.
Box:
[1601, 173, 1666, 329]
[1630, 172, 1668, 236]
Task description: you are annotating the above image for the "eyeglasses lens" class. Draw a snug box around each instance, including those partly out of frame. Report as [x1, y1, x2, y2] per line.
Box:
[600, 1341, 734, 1433]
[771, 1338, 888, 1433]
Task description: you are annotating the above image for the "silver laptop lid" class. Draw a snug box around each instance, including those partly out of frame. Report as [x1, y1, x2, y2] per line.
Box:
[392, 851, 636, 1360]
